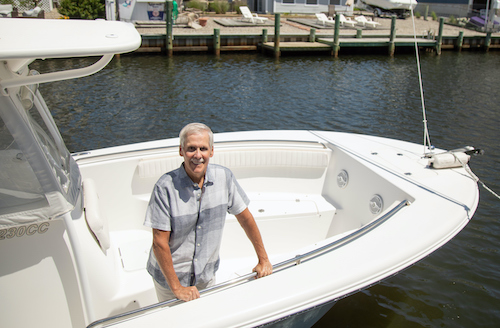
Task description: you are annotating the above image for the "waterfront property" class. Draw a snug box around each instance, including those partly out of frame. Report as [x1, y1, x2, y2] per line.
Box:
[246, 0, 354, 14]
[138, 12, 500, 56]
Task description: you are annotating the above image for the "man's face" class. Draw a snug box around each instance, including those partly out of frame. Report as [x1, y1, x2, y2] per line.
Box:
[180, 132, 214, 184]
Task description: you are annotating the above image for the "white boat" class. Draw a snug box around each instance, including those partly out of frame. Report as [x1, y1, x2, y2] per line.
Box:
[0, 18, 480, 328]
[358, 0, 417, 18]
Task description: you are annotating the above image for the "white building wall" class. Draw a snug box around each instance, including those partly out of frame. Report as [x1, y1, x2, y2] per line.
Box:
[415, 3, 470, 16]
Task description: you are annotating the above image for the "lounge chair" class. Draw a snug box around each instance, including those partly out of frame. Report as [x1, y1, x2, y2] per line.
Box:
[315, 13, 335, 27]
[0, 4, 13, 17]
[22, 6, 42, 17]
[355, 15, 380, 28]
[339, 14, 356, 28]
[239, 6, 268, 24]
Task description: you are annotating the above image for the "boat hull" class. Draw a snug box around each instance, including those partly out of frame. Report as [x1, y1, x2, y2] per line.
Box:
[1, 130, 478, 328]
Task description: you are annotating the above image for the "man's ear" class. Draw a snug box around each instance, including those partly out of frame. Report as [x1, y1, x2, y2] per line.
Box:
[179, 146, 183, 157]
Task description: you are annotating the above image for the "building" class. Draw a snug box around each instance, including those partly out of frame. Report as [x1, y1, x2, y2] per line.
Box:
[246, 0, 354, 15]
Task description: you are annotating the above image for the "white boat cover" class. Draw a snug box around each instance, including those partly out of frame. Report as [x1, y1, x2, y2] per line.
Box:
[0, 19, 142, 60]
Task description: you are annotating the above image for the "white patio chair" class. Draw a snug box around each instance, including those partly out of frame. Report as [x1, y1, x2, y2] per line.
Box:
[23, 6, 42, 17]
[355, 15, 380, 28]
[339, 14, 356, 28]
[315, 13, 335, 27]
[0, 4, 13, 17]
[239, 6, 268, 24]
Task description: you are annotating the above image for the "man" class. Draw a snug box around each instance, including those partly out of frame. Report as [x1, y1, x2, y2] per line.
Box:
[144, 123, 272, 302]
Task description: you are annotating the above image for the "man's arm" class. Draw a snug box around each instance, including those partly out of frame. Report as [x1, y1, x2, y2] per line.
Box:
[152, 229, 200, 301]
[235, 208, 273, 278]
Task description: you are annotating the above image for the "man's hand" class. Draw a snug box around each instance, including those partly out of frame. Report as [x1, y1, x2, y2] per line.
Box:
[253, 258, 273, 279]
[173, 285, 200, 302]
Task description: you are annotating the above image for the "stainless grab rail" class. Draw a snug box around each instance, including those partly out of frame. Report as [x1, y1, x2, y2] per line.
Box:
[87, 199, 409, 328]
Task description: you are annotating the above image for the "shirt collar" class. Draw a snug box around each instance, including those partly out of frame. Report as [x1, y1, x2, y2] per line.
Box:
[179, 163, 214, 188]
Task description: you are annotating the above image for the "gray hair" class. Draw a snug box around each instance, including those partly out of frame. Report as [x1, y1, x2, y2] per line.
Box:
[179, 123, 213, 149]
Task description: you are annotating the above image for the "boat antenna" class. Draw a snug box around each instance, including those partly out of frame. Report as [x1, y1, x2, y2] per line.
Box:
[410, 5, 433, 155]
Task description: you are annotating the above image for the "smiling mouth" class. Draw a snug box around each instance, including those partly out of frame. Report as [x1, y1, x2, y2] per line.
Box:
[191, 158, 205, 165]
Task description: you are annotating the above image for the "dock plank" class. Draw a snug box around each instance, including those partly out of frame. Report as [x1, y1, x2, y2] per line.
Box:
[318, 37, 437, 48]
[262, 42, 333, 52]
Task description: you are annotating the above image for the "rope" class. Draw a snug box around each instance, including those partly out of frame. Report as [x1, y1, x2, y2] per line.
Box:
[410, 6, 433, 155]
[451, 152, 500, 200]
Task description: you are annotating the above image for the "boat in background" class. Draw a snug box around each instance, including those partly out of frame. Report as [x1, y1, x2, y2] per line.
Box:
[0, 18, 479, 328]
[357, 0, 417, 18]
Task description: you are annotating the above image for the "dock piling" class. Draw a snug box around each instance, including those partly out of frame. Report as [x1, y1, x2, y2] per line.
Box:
[309, 28, 316, 42]
[388, 15, 396, 56]
[356, 29, 362, 39]
[274, 13, 281, 58]
[165, 0, 173, 56]
[213, 28, 220, 56]
[456, 31, 464, 51]
[436, 17, 444, 55]
[261, 29, 268, 53]
[485, 32, 492, 51]
[332, 14, 340, 57]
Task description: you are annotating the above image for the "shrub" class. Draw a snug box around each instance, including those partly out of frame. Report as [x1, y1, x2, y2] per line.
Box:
[233, 0, 245, 14]
[209, 0, 229, 14]
[415, 11, 421, 19]
[186, 0, 207, 11]
[431, 11, 438, 21]
[59, 0, 105, 19]
[448, 15, 457, 24]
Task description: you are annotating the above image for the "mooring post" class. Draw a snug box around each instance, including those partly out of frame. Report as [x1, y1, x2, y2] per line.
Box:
[456, 31, 464, 51]
[436, 17, 444, 55]
[424, 5, 429, 21]
[356, 28, 362, 39]
[332, 14, 340, 57]
[262, 29, 268, 53]
[165, 0, 173, 56]
[484, 32, 492, 51]
[309, 28, 316, 42]
[388, 15, 396, 56]
[213, 28, 220, 56]
[274, 13, 281, 58]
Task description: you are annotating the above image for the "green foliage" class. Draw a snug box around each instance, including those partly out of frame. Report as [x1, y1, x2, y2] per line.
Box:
[233, 0, 245, 14]
[0, 0, 15, 5]
[415, 11, 421, 19]
[59, 0, 105, 19]
[431, 11, 437, 21]
[209, 0, 229, 14]
[448, 15, 456, 24]
[186, 0, 207, 11]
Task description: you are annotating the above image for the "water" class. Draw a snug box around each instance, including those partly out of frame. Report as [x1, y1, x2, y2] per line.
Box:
[32, 51, 500, 327]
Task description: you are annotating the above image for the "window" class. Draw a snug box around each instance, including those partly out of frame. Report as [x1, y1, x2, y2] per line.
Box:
[307, 0, 318, 4]
[282, 0, 294, 4]
[0, 114, 47, 216]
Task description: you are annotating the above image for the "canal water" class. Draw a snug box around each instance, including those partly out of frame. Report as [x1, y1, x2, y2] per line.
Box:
[33, 51, 500, 327]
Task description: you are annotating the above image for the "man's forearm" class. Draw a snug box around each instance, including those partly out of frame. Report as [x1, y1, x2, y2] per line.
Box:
[152, 229, 183, 292]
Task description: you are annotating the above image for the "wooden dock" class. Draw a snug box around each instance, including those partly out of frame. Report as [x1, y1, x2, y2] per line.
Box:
[143, 9, 499, 57]
[261, 37, 437, 55]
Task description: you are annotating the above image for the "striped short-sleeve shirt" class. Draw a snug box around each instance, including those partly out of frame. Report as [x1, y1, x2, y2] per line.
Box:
[144, 163, 249, 289]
